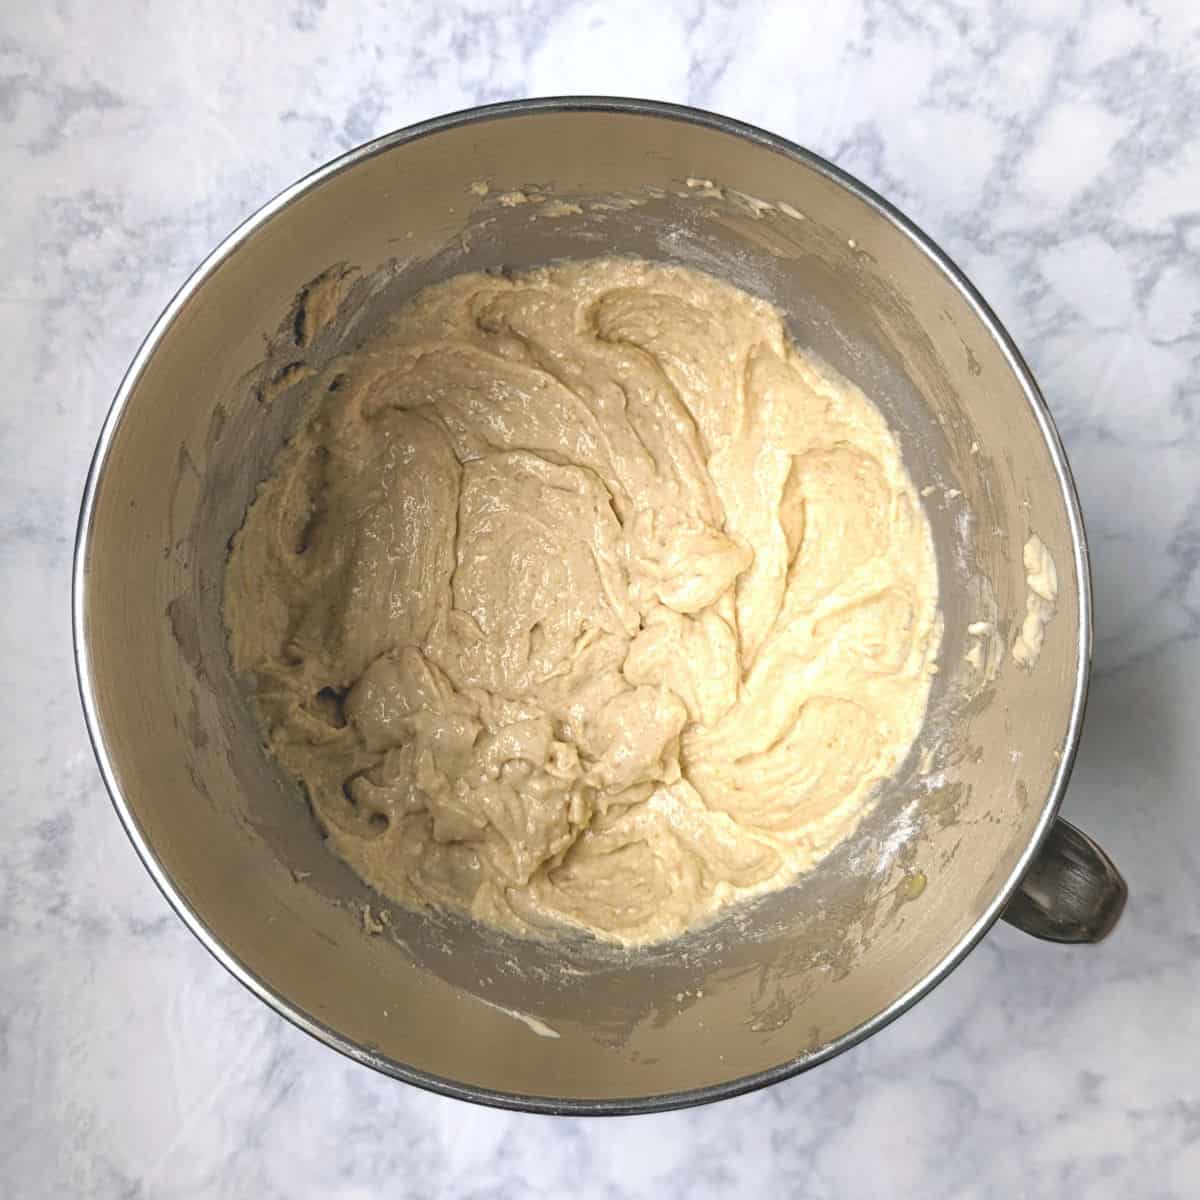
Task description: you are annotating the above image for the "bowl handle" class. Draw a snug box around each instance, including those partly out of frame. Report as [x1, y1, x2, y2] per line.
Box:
[1001, 818, 1127, 943]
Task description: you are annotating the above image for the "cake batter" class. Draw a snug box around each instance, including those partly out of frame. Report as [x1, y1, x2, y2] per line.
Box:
[225, 258, 940, 945]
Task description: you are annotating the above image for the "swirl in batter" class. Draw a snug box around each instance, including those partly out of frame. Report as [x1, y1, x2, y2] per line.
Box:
[225, 259, 940, 945]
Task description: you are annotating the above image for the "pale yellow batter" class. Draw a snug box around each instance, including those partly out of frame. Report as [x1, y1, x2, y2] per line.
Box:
[225, 259, 940, 945]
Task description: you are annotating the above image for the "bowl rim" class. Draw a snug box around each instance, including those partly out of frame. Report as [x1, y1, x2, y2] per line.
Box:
[73, 94, 1092, 1116]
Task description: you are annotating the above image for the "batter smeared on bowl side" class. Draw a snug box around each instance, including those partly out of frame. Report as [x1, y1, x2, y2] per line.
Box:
[225, 258, 940, 945]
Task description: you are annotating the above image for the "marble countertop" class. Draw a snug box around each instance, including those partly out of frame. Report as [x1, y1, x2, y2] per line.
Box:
[4, 1, 1198, 1195]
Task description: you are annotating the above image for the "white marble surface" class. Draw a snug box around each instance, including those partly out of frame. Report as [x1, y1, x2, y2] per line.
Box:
[3, 0, 1199, 1194]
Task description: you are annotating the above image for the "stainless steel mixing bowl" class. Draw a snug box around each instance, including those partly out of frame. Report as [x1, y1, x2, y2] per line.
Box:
[74, 98, 1126, 1114]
